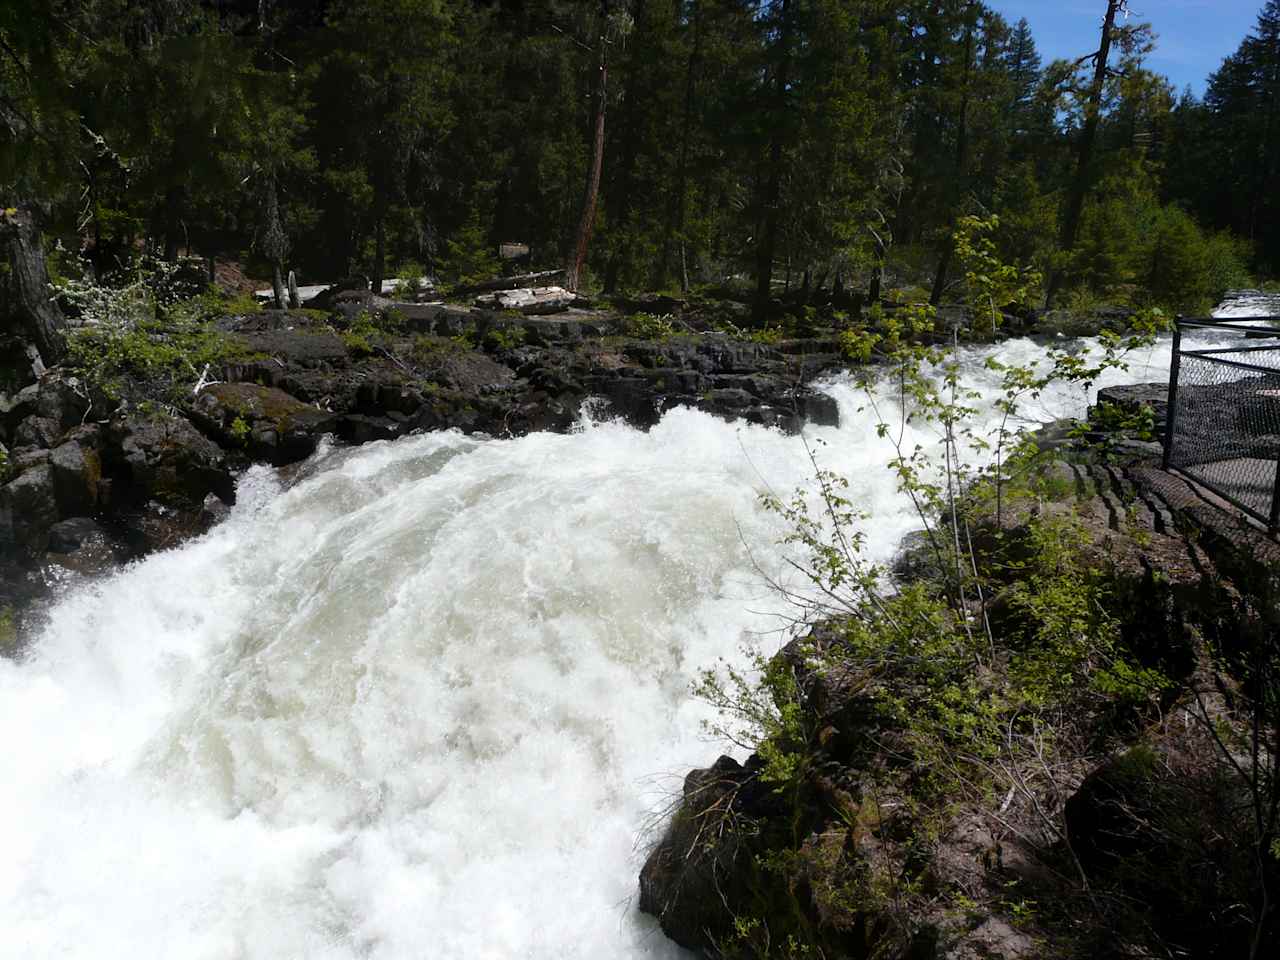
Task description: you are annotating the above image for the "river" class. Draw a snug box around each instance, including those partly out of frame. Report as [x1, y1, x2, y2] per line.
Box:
[0, 333, 1182, 958]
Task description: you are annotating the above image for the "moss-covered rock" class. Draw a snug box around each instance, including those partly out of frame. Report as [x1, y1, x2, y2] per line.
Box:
[190, 382, 334, 465]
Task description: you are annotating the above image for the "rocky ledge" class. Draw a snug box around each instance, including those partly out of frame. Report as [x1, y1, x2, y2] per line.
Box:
[0, 301, 843, 616]
[638, 426, 1280, 959]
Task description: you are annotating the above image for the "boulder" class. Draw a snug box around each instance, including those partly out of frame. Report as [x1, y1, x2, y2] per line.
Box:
[190, 382, 334, 465]
[1063, 690, 1272, 956]
[201, 492, 232, 527]
[43, 517, 120, 578]
[113, 411, 235, 507]
[0, 464, 59, 550]
[335, 413, 403, 444]
[35, 377, 91, 431]
[437, 351, 518, 393]
[13, 415, 62, 449]
[47, 516, 109, 553]
[0, 383, 39, 440]
[48, 435, 102, 516]
[10, 447, 49, 475]
[1092, 383, 1168, 433]
[639, 754, 782, 952]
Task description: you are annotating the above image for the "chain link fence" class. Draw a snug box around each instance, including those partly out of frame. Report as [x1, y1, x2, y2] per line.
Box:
[1163, 318, 1280, 528]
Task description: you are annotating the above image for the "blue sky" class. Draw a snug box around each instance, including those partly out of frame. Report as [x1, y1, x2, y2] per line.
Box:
[990, 1, 1264, 95]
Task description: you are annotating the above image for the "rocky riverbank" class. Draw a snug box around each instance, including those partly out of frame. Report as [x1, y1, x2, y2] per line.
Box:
[0, 293, 845, 633]
[637, 412, 1280, 959]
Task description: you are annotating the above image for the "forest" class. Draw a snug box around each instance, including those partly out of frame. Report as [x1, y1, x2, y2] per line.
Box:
[5, 0, 1280, 333]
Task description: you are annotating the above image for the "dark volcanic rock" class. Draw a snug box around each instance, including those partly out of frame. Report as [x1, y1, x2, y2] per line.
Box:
[48, 433, 102, 516]
[437, 352, 517, 393]
[14, 415, 62, 449]
[335, 413, 404, 444]
[190, 383, 334, 465]
[1092, 383, 1168, 433]
[47, 516, 109, 553]
[229, 325, 350, 365]
[0, 464, 59, 551]
[1063, 688, 1273, 956]
[35, 377, 91, 431]
[112, 411, 235, 507]
[639, 754, 785, 953]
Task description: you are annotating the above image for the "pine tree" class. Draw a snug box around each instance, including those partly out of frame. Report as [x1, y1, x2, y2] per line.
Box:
[1004, 17, 1042, 129]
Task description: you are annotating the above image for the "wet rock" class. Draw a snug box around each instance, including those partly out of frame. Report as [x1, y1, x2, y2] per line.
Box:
[892, 528, 947, 586]
[201, 492, 232, 527]
[335, 413, 403, 444]
[116, 500, 210, 556]
[47, 516, 108, 553]
[190, 383, 334, 465]
[114, 411, 235, 507]
[639, 754, 782, 952]
[48, 435, 102, 516]
[802, 391, 839, 427]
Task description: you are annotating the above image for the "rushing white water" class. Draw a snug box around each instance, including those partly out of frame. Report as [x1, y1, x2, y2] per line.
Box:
[1, 335, 1177, 959]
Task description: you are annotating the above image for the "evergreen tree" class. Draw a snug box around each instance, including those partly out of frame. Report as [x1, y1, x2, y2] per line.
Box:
[1003, 17, 1042, 132]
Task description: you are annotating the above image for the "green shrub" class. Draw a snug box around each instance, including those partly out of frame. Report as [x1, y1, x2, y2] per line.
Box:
[66, 314, 256, 401]
[440, 213, 498, 289]
[625, 311, 676, 340]
[483, 325, 526, 351]
[0, 606, 16, 657]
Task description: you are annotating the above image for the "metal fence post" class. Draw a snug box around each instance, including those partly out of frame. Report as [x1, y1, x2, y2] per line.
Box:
[1162, 320, 1182, 471]
[1271, 454, 1280, 531]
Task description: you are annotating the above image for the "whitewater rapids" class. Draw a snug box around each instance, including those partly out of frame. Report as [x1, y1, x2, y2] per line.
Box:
[1, 336, 1177, 959]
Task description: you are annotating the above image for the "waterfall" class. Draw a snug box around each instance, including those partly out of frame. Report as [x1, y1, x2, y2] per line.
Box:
[0, 336, 1176, 959]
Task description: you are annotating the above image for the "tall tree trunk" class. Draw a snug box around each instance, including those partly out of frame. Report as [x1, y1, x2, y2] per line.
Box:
[753, 0, 792, 326]
[931, 7, 975, 307]
[1, 204, 68, 365]
[604, 0, 649, 294]
[1045, 0, 1122, 309]
[567, 14, 610, 293]
[658, 0, 702, 290]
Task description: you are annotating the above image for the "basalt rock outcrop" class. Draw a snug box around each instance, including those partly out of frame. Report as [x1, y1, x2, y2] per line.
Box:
[0, 302, 846, 614]
[640, 440, 1280, 959]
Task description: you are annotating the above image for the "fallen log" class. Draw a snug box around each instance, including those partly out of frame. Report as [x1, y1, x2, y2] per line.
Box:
[454, 269, 566, 297]
[474, 285, 575, 315]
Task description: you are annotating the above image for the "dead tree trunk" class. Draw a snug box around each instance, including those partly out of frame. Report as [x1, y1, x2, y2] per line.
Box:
[271, 262, 287, 311]
[1045, 0, 1123, 309]
[1, 204, 68, 365]
[567, 11, 610, 293]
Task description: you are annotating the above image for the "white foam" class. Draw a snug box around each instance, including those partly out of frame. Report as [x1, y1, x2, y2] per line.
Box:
[0, 336, 1175, 959]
